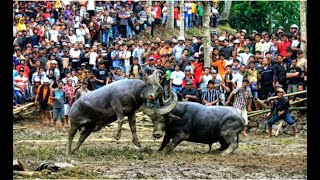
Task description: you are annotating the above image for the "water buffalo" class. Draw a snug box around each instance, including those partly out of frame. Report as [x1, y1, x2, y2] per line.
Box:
[143, 102, 245, 155]
[68, 71, 178, 153]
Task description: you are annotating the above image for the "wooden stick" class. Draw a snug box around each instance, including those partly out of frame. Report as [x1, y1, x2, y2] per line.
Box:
[13, 171, 37, 176]
[289, 98, 307, 106]
[275, 120, 284, 136]
[13, 126, 27, 130]
[13, 103, 35, 113]
[268, 90, 307, 101]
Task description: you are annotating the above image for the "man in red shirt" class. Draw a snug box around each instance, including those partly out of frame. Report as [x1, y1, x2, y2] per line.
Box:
[277, 34, 291, 57]
[173, 3, 179, 28]
[16, 57, 30, 77]
[153, 2, 162, 26]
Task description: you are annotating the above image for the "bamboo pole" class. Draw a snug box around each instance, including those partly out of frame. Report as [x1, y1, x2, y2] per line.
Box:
[254, 98, 268, 110]
[13, 103, 35, 114]
[275, 120, 284, 137]
[248, 107, 307, 118]
[289, 98, 307, 106]
[268, 90, 307, 101]
[15, 138, 163, 144]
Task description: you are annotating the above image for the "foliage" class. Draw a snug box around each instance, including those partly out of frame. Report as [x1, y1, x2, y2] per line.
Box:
[220, 1, 300, 33]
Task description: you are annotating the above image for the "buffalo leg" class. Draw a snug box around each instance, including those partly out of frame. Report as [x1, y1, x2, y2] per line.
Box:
[159, 134, 171, 151]
[163, 136, 183, 154]
[128, 113, 141, 147]
[218, 138, 229, 151]
[220, 129, 240, 156]
[111, 101, 125, 140]
[72, 124, 95, 152]
[68, 124, 80, 154]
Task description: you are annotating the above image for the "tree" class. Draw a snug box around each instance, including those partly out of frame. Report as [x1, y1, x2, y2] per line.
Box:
[166, 0, 174, 31]
[300, 0, 307, 58]
[202, 2, 211, 68]
[219, 0, 232, 25]
[179, 0, 184, 38]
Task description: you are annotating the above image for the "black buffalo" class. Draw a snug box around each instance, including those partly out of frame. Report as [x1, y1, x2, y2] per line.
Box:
[144, 102, 245, 155]
[68, 71, 178, 153]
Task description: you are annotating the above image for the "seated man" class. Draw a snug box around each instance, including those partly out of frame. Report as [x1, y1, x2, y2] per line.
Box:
[264, 88, 297, 138]
[289, 83, 307, 107]
[202, 79, 219, 106]
[179, 81, 199, 102]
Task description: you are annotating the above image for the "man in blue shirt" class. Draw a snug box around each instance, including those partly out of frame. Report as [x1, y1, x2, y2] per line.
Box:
[172, 36, 185, 63]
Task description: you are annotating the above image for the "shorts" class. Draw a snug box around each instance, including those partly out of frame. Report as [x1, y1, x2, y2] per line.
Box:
[64, 104, 71, 116]
[39, 104, 50, 111]
[53, 108, 65, 122]
[236, 108, 248, 126]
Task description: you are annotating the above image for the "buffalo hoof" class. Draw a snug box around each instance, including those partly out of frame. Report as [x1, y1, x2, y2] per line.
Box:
[113, 132, 121, 141]
[133, 141, 141, 148]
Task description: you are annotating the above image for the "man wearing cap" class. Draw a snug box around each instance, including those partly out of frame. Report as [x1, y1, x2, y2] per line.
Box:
[15, 57, 30, 77]
[290, 24, 299, 34]
[14, 67, 29, 105]
[226, 78, 253, 136]
[277, 26, 284, 35]
[179, 80, 199, 102]
[46, 60, 60, 80]
[264, 88, 297, 138]
[30, 77, 41, 102]
[35, 78, 53, 126]
[202, 79, 219, 106]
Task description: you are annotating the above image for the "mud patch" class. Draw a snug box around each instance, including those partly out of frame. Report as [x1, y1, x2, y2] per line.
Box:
[13, 118, 307, 179]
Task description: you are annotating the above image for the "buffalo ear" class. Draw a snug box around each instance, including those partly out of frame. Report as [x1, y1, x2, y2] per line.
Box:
[168, 114, 181, 124]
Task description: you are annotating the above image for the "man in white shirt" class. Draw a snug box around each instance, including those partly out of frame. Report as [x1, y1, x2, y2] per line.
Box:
[119, 44, 132, 76]
[85, 45, 98, 70]
[49, 25, 59, 42]
[69, 43, 81, 69]
[239, 46, 253, 66]
[170, 65, 185, 94]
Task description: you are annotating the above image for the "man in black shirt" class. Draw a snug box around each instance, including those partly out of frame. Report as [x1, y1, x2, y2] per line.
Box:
[94, 62, 109, 89]
[179, 81, 199, 102]
[286, 58, 302, 94]
[264, 88, 297, 138]
[274, 54, 287, 92]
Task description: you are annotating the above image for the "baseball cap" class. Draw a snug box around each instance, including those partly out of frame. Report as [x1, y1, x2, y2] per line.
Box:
[81, 63, 86, 66]
[149, 57, 155, 60]
[234, 39, 240, 44]
[276, 88, 285, 93]
[218, 36, 225, 42]
[62, 42, 68, 46]
[43, 78, 50, 83]
[275, 84, 283, 88]
[278, 26, 284, 30]
[19, 67, 24, 72]
[251, 30, 258, 34]
[85, 44, 90, 48]
[211, 69, 217, 74]
[186, 81, 193, 85]
[34, 78, 41, 82]
[178, 36, 185, 41]
[240, 29, 247, 34]
[51, 60, 58, 64]
[194, 52, 200, 58]
[290, 24, 299, 29]
[33, 45, 39, 48]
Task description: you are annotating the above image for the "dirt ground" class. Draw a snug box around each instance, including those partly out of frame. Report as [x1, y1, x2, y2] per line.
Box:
[13, 117, 307, 179]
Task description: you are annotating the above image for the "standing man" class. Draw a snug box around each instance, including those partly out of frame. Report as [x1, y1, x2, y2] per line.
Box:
[51, 80, 66, 131]
[35, 78, 53, 126]
[226, 78, 253, 136]
[202, 80, 219, 106]
[264, 88, 297, 138]
[94, 62, 109, 89]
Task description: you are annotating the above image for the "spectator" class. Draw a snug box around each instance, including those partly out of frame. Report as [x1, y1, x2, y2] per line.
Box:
[179, 81, 198, 102]
[226, 78, 253, 136]
[286, 58, 302, 94]
[94, 62, 109, 88]
[35, 78, 53, 126]
[75, 80, 91, 101]
[170, 64, 185, 95]
[202, 79, 219, 106]
[63, 79, 76, 128]
[264, 88, 297, 138]
[296, 50, 307, 83]
[273, 54, 287, 92]
[51, 80, 66, 131]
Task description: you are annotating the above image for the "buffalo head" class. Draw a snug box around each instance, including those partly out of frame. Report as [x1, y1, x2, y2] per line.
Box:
[140, 70, 178, 139]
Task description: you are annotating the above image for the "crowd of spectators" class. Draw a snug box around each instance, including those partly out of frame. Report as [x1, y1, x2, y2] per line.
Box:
[13, 1, 307, 132]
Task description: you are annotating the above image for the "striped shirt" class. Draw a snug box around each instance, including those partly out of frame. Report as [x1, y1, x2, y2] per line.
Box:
[232, 86, 253, 110]
[14, 75, 28, 91]
[202, 89, 219, 103]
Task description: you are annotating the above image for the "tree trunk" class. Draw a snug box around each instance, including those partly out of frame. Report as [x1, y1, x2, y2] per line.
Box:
[179, 0, 185, 38]
[166, 0, 174, 31]
[220, 0, 232, 25]
[203, 2, 211, 68]
[300, 0, 307, 58]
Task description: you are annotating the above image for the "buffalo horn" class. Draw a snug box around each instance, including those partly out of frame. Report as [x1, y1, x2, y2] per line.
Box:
[143, 91, 178, 115]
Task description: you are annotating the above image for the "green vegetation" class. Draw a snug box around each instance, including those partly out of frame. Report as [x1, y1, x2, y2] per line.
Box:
[225, 1, 300, 33]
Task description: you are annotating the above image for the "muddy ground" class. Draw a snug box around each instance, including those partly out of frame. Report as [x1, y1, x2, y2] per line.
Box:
[13, 117, 307, 179]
